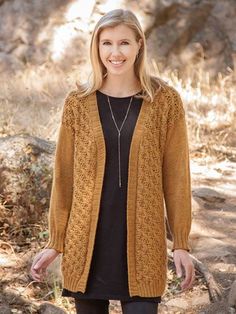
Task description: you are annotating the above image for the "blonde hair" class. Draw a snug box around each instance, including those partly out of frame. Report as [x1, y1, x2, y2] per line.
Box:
[76, 9, 164, 102]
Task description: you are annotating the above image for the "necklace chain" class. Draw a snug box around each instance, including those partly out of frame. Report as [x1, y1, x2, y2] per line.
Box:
[107, 95, 133, 188]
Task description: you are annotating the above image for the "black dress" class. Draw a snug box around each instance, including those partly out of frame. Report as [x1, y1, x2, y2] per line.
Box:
[62, 90, 161, 303]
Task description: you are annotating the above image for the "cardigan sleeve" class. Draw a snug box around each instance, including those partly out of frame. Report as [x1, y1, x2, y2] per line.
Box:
[44, 92, 76, 253]
[162, 87, 192, 253]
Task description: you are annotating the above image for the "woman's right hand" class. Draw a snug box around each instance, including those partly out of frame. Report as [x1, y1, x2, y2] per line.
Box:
[30, 248, 60, 282]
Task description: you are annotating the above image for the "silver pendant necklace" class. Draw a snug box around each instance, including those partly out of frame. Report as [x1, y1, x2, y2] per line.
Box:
[107, 95, 133, 188]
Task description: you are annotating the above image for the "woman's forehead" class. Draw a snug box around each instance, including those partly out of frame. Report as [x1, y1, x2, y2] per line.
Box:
[99, 24, 136, 40]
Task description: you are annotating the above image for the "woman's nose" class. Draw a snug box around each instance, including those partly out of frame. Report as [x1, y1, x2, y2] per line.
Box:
[110, 45, 122, 56]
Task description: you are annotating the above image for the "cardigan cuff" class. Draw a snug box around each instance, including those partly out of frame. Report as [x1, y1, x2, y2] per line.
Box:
[171, 231, 191, 253]
[43, 232, 65, 253]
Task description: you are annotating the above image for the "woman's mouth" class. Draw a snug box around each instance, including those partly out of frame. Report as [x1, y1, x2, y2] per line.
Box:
[109, 60, 126, 66]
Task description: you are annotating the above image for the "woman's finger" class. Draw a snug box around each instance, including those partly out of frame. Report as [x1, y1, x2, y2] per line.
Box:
[31, 250, 46, 273]
[174, 254, 182, 278]
[30, 253, 46, 280]
[181, 266, 195, 290]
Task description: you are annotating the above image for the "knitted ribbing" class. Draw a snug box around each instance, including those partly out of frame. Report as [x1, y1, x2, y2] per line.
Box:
[44, 81, 192, 297]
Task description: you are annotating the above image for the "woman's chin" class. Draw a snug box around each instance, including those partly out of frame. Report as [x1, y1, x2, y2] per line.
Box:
[105, 65, 134, 77]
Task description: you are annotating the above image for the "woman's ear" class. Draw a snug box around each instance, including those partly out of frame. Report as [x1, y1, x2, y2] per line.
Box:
[138, 38, 143, 49]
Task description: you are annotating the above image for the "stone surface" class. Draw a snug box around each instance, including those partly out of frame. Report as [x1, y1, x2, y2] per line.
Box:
[39, 302, 67, 314]
[192, 187, 226, 204]
[165, 298, 189, 309]
[191, 292, 210, 306]
[0, 306, 11, 314]
[0, 134, 54, 224]
[228, 280, 236, 308]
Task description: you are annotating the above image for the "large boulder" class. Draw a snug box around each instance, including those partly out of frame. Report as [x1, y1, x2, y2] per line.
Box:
[0, 134, 54, 224]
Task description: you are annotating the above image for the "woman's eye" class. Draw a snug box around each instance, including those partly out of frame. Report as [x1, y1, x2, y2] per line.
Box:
[101, 41, 129, 45]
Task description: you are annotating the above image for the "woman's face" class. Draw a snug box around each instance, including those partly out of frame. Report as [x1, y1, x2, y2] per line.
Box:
[98, 24, 142, 77]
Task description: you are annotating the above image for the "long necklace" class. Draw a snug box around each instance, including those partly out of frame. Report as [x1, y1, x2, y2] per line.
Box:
[107, 95, 133, 188]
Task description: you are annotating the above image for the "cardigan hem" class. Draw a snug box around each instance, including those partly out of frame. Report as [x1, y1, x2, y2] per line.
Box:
[61, 289, 162, 302]
[63, 275, 167, 298]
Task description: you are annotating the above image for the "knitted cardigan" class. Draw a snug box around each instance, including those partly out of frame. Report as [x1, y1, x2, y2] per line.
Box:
[44, 81, 192, 297]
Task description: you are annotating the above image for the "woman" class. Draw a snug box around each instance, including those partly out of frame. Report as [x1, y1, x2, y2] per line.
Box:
[30, 9, 195, 314]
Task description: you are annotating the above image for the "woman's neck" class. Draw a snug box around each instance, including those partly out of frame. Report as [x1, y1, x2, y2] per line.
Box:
[100, 73, 141, 97]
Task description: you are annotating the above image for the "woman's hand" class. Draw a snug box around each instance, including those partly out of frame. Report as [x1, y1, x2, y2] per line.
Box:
[173, 249, 195, 291]
[30, 248, 60, 282]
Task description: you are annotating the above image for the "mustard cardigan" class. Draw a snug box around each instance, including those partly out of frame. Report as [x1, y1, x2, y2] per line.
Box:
[44, 81, 192, 297]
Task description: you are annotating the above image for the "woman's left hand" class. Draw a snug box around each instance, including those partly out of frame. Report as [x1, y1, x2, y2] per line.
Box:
[173, 249, 195, 291]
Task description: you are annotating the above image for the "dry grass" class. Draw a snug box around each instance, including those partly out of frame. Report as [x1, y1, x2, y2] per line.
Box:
[0, 60, 235, 157]
[152, 62, 236, 158]
[0, 63, 78, 141]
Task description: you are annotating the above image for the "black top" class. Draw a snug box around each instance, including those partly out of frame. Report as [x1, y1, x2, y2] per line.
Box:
[62, 90, 161, 303]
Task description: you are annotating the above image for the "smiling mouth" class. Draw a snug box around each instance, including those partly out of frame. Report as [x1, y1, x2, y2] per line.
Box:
[109, 60, 126, 65]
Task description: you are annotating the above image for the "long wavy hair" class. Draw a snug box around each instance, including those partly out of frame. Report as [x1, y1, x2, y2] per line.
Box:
[76, 9, 164, 102]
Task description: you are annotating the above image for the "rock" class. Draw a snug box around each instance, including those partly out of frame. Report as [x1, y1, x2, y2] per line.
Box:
[39, 302, 67, 314]
[0, 306, 11, 314]
[0, 52, 24, 74]
[165, 297, 189, 309]
[192, 237, 231, 259]
[228, 280, 236, 309]
[146, 0, 236, 79]
[192, 187, 226, 204]
[191, 292, 210, 306]
[0, 134, 54, 224]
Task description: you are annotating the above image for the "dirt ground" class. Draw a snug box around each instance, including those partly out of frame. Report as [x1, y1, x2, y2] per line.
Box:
[0, 153, 235, 314]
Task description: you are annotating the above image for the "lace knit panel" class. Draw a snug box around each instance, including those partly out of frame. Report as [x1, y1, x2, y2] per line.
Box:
[60, 91, 77, 131]
[135, 86, 186, 283]
[61, 92, 97, 276]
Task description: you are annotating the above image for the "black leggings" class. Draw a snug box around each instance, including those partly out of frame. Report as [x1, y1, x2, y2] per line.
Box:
[74, 298, 159, 314]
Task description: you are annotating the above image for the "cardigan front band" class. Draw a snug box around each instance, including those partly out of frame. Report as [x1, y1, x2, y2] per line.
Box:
[44, 81, 192, 297]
